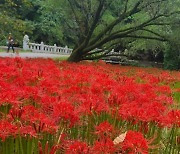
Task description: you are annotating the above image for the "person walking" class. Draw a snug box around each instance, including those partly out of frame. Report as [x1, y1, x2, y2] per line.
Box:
[7, 33, 15, 53]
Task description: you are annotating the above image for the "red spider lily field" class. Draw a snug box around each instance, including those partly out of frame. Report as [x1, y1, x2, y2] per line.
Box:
[0, 57, 179, 154]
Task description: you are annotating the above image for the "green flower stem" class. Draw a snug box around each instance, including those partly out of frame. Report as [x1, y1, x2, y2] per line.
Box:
[149, 122, 156, 138]
[82, 116, 87, 141]
[86, 115, 91, 144]
[17, 127, 24, 154]
[71, 126, 78, 139]
[169, 126, 178, 154]
[9, 138, 14, 154]
[15, 137, 19, 154]
[27, 136, 32, 154]
[2, 141, 5, 154]
[164, 127, 175, 153]
[31, 138, 35, 154]
[6, 139, 10, 154]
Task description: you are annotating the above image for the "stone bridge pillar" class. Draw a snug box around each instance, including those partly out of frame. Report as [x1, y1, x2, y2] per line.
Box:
[23, 35, 29, 50]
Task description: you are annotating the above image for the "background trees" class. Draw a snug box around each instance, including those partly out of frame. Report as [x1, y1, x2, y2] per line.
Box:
[0, 0, 34, 45]
[0, 0, 180, 69]
[61, 0, 180, 62]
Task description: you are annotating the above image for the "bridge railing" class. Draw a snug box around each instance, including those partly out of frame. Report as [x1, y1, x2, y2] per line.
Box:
[28, 42, 73, 54]
[23, 35, 73, 55]
[23, 35, 119, 57]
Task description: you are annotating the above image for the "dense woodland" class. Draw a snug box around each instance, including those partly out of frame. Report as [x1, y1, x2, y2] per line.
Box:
[0, 0, 180, 69]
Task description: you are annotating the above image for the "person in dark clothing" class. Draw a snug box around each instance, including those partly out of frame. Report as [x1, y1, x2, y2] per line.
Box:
[7, 33, 15, 53]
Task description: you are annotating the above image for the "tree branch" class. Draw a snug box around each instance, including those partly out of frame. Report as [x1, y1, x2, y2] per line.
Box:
[140, 0, 165, 10]
[67, 0, 81, 29]
[82, 49, 111, 60]
[88, 0, 143, 46]
[84, 0, 105, 44]
[84, 49, 103, 56]
[84, 10, 180, 52]
[124, 35, 167, 41]
[140, 28, 167, 40]
[123, 0, 129, 13]
[83, 51, 127, 61]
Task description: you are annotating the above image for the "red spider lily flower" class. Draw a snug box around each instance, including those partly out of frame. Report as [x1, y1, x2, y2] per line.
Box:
[21, 105, 57, 134]
[14, 57, 24, 69]
[0, 87, 18, 105]
[121, 130, 148, 154]
[31, 113, 57, 134]
[158, 110, 180, 127]
[19, 125, 37, 137]
[9, 106, 24, 121]
[146, 75, 160, 84]
[65, 141, 89, 154]
[95, 121, 113, 138]
[40, 96, 57, 116]
[155, 94, 173, 105]
[0, 57, 179, 153]
[156, 85, 172, 95]
[0, 120, 18, 141]
[21, 105, 37, 120]
[77, 95, 109, 115]
[91, 138, 116, 154]
[168, 110, 180, 127]
[53, 101, 79, 127]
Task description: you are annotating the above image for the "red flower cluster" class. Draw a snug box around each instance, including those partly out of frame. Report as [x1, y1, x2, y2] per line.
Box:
[95, 121, 113, 137]
[158, 110, 180, 127]
[66, 141, 89, 154]
[0, 57, 179, 153]
[121, 130, 148, 154]
[91, 138, 116, 154]
[0, 120, 17, 141]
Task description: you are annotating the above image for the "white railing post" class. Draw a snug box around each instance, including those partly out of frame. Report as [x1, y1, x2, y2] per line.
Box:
[65, 45, 68, 54]
[54, 44, 57, 52]
[23, 35, 29, 50]
[40, 42, 44, 52]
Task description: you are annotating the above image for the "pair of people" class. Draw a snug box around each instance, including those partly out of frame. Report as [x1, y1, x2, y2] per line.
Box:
[7, 33, 15, 53]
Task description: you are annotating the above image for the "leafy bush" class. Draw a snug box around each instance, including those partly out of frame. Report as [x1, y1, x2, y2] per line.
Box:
[164, 43, 180, 70]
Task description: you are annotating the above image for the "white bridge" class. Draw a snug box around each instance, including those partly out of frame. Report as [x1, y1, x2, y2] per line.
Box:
[23, 35, 73, 55]
[23, 35, 121, 61]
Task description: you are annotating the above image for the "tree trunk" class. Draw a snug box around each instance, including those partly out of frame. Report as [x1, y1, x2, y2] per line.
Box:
[67, 49, 83, 62]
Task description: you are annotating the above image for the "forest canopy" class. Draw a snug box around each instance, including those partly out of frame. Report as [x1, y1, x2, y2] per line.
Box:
[0, 0, 180, 67]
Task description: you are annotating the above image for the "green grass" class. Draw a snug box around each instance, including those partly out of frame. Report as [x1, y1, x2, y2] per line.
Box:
[0, 49, 6, 52]
[172, 82, 180, 105]
[0, 48, 29, 53]
[173, 82, 180, 89]
[53, 56, 69, 61]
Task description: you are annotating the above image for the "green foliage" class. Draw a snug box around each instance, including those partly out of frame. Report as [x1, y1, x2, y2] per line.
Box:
[0, 0, 34, 46]
[0, 0, 180, 64]
[164, 43, 180, 70]
[0, 13, 34, 46]
[31, 0, 65, 45]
